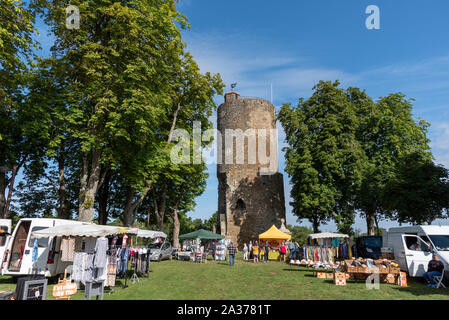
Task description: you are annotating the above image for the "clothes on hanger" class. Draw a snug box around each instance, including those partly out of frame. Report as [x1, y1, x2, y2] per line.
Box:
[61, 236, 75, 262]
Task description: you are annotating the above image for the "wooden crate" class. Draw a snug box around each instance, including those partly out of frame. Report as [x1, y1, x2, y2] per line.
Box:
[333, 272, 347, 286]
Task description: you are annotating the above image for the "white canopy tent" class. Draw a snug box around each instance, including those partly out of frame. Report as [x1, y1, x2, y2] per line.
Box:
[136, 229, 167, 239]
[31, 223, 137, 239]
[308, 232, 350, 240]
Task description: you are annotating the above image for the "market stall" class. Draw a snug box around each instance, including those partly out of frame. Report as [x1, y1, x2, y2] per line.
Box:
[31, 223, 151, 297]
[301, 232, 352, 268]
[259, 225, 291, 260]
[178, 229, 224, 261]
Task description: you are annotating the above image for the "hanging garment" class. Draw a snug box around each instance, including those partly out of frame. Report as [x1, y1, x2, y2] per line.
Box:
[84, 237, 97, 253]
[61, 236, 75, 262]
[32, 238, 39, 263]
[93, 237, 108, 268]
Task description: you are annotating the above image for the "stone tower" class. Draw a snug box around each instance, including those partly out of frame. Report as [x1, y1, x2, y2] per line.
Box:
[217, 91, 287, 248]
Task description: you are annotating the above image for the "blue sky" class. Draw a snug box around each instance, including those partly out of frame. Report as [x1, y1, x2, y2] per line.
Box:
[174, 0, 449, 232]
[28, 0, 449, 232]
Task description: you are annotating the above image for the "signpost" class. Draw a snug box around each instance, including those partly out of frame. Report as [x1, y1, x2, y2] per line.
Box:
[52, 270, 77, 300]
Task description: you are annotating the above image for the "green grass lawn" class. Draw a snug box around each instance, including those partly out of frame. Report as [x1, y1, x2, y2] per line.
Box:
[1, 253, 448, 300]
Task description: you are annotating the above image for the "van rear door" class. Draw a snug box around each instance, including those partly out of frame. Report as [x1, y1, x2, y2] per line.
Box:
[401, 234, 433, 277]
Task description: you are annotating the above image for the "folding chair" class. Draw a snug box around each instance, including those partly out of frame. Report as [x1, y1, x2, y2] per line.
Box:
[434, 269, 446, 289]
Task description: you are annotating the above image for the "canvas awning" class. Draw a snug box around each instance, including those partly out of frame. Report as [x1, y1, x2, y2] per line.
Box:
[179, 229, 224, 240]
[308, 232, 349, 240]
[259, 225, 291, 240]
[31, 223, 137, 239]
[136, 229, 167, 239]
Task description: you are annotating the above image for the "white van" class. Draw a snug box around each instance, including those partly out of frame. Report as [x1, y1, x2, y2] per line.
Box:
[2, 218, 84, 279]
[383, 225, 449, 277]
[0, 219, 12, 269]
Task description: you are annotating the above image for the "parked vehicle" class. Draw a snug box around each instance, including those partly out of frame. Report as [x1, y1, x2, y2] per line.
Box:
[0, 219, 12, 269]
[383, 225, 449, 277]
[2, 218, 85, 279]
[149, 239, 173, 262]
[355, 236, 382, 259]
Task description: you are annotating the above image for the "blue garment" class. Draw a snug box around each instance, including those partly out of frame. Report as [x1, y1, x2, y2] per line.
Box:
[229, 254, 235, 266]
[119, 248, 129, 273]
[32, 238, 39, 262]
[332, 238, 339, 247]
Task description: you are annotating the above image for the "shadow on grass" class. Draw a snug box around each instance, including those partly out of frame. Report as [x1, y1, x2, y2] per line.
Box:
[389, 278, 449, 297]
[282, 268, 312, 273]
[0, 277, 14, 284]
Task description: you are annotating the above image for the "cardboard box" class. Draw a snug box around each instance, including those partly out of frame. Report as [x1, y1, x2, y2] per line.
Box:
[316, 272, 326, 278]
[333, 272, 347, 286]
[326, 273, 334, 279]
[381, 273, 396, 284]
[397, 272, 407, 287]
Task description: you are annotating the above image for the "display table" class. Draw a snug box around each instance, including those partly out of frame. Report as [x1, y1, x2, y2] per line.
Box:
[177, 251, 192, 261]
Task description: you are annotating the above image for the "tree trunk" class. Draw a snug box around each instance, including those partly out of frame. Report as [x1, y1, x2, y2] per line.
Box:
[123, 186, 135, 227]
[312, 214, 320, 233]
[78, 148, 102, 222]
[97, 169, 111, 225]
[122, 181, 152, 227]
[154, 183, 167, 231]
[3, 164, 18, 219]
[374, 214, 380, 236]
[57, 151, 67, 219]
[0, 171, 6, 217]
[171, 201, 180, 247]
[366, 211, 375, 236]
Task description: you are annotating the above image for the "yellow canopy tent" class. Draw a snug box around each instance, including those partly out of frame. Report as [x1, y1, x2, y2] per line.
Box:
[258, 225, 291, 261]
[259, 225, 291, 241]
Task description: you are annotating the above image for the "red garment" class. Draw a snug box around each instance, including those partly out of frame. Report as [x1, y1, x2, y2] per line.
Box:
[280, 245, 286, 254]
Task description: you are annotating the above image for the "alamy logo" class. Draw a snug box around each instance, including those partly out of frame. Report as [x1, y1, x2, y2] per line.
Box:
[66, 5, 80, 30]
[170, 122, 278, 175]
[366, 5, 380, 30]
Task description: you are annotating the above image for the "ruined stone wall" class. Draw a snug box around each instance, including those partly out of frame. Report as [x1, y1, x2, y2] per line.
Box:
[217, 92, 286, 248]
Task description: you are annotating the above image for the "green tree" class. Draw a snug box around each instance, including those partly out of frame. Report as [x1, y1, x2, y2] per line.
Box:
[0, 0, 38, 218]
[32, 0, 189, 222]
[384, 156, 449, 225]
[279, 81, 366, 234]
[288, 225, 313, 246]
[350, 89, 432, 235]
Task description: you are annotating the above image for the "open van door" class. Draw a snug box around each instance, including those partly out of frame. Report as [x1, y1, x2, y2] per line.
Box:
[401, 234, 433, 277]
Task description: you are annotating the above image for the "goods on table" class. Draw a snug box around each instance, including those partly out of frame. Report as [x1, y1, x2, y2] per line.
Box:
[343, 258, 400, 274]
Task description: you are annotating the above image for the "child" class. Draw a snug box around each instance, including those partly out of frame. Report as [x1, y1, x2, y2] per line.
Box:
[253, 241, 259, 263]
[243, 243, 248, 261]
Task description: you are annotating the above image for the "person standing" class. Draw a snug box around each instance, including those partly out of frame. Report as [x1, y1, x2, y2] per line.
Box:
[294, 241, 301, 262]
[423, 254, 445, 288]
[253, 241, 259, 263]
[264, 241, 270, 263]
[243, 243, 248, 261]
[228, 242, 237, 266]
[249, 241, 253, 260]
[279, 241, 287, 262]
[210, 241, 216, 261]
[288, 240, 295, 262]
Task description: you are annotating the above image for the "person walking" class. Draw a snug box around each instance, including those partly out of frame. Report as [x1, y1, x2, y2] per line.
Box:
[228, 242, 237, 266]
[243, 243, 248, 261]
[253, 241, 259, 263]
[279, 241, 287, 262]
[264, 241, 270, 263]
